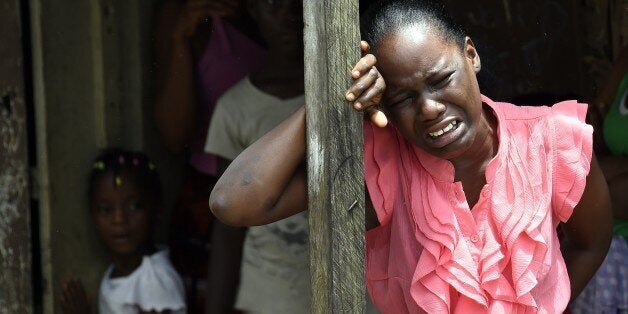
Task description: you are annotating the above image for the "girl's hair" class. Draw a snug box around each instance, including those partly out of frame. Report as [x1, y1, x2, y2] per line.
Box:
[361, 0, 466, 53]
[88, 148, 162, 207]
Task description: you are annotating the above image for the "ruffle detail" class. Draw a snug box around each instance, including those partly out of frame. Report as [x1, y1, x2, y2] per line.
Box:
[406, 142, 549, 313]
[550, 101, 593, 222]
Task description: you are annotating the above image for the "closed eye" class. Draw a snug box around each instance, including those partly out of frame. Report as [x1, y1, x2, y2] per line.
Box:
[429, 72, 454, 91]
[387, 95, 412, 109]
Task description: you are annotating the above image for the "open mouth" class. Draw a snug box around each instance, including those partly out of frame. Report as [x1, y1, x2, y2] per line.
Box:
[428, 120, 458, 139]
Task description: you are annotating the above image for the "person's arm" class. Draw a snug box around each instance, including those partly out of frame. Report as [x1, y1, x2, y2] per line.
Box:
[153, 0, 238, 153]
[561, 154, 613, 300]
[206, 157, 247, 314]
[153, 0, 203, 153]
[209, 107, 309, 226]
[209, 41, 385, 227]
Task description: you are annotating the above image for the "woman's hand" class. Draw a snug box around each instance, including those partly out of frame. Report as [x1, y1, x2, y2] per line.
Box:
[173, 0, 239, 40]
[60, 277, 91, 314]
[345, 41, 388, 127]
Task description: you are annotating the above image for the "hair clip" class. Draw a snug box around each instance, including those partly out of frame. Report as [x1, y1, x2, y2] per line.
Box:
[118, 155, 125, 165]
[93, 161, 106, 170]
[114, 175, 123, 187]
[132, 157, 140, 167]
[148, 162, 156, 171]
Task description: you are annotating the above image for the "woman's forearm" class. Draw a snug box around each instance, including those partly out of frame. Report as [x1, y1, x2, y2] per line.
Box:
[210, 106, 308, 226]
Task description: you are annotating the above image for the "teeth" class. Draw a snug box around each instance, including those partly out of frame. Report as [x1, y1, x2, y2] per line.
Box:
[429, 121, 457, 138]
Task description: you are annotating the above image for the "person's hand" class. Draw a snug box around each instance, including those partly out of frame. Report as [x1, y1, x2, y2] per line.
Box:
[173, 0, 240, 40]
[60, 278, 91, 314]
[345, 41, 388, 127]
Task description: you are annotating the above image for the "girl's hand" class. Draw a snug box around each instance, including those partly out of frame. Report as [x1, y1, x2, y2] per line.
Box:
[60, 278, 91, 314]
[173, 0, 240, 40]
[345, 41, 388, 127]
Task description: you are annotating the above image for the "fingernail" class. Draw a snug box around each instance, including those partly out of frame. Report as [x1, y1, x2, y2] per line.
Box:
[354, 102, 362, 109]
[352, 70, 360, 78]
[346, 93, 355, 101]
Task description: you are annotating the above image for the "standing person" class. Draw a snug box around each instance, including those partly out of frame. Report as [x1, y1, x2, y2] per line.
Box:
[204, 0, 309, 313]
[570, 46, 628, 314]
[208, 1, 613, 313]
[153, 0, 266, 311]
[59, 149, 185, 314]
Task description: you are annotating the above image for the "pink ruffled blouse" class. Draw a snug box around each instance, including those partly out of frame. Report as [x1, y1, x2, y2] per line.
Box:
[364, 96, 593, 313]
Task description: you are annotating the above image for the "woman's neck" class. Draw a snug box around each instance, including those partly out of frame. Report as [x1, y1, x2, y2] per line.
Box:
[452, 105, 499, 180]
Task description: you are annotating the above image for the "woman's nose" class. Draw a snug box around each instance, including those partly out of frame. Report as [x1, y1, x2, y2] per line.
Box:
[418, 98, 446, 121]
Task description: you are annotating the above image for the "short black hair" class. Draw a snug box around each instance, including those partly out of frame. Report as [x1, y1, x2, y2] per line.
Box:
[88, 148, 162, 207]
[361, 0, 466, 53]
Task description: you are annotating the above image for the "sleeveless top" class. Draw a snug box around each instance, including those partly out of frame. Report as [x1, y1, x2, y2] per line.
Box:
[364, 96, 592, 313]
[188, 16, 267, 175]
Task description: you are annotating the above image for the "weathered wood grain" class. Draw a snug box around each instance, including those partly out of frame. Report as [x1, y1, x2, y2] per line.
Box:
[303, 1, 365, 313]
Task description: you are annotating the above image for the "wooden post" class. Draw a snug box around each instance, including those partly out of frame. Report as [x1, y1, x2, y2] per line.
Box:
[303, 1, 365, 313]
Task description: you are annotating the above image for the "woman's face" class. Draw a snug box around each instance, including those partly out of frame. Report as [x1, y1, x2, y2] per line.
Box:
[376, 26, 485, 161]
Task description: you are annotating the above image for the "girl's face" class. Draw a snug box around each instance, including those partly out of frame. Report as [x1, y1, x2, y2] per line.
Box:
[376, 26, 487, 161]
[90, 171, 156, 258]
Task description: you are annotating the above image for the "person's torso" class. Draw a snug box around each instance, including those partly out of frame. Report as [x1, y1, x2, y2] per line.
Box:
[99, 249, 186, 314]
[364, 98, 590, 313]
[189, 16, 268, 175]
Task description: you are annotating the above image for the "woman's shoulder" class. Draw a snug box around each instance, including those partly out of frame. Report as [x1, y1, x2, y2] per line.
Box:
[486, 97, 591, 142]
[486, 95, 588, 123]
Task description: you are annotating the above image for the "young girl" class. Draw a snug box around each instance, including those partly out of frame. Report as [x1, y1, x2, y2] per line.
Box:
[209, 1, 613, 313]
[60, 149, 185, 314]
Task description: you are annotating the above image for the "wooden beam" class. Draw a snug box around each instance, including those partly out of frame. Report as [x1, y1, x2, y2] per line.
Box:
[303, 1, 365, 313]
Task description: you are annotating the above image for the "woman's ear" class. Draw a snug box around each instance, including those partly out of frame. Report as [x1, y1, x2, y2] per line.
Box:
[464, 36, 481, 73]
